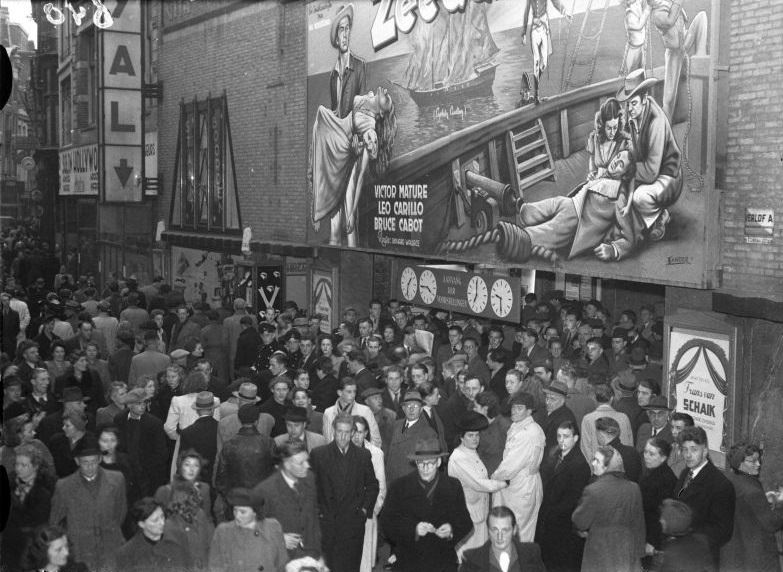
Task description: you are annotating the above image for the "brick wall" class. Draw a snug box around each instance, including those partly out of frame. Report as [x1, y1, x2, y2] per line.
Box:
[157, 1, 307, 243]
[721, 1, 783, 296]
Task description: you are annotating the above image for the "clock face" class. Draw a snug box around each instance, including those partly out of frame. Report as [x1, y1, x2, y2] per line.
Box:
[490, 278, 513, 318]
[400, 267, 418, 301]
[466, 276, 488, 313]
[419, 270, 437, 304]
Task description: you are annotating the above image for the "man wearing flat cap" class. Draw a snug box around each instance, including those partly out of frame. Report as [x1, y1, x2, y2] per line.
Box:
[381, 437, 473, 571]
[329, 3, 366, 120]
[50, 433, 127, 571]
[385, 390, 440, 484]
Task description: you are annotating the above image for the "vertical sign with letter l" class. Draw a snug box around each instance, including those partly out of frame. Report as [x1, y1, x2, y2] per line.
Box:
[100, 0, 144, 202]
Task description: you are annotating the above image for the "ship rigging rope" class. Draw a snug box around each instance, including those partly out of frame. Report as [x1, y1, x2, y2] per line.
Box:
[561, 0, 612, 91]
[558, 0, 579, 91]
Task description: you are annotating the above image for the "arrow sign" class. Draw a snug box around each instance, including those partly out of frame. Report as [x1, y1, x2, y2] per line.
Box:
[114, 158, 133, 187]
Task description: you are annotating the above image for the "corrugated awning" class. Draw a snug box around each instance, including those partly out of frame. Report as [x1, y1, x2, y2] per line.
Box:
[160, 230, 314, 258]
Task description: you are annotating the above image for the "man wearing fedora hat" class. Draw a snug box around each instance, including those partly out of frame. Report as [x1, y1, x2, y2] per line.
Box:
[385, 389, 440, 484]
[616, 68, 683, 243]
[636, 395, 674, 451]
[381, 436, 473, 571]
[329, 3, 366, 120]
[114, 387, 170, 496]
[612, 368, 645, 438]
[362, 386, 397, 451]
[179, 391, 220, 480]
[541, 380, 577, 450]
[50, 433, 127, 571]
[274, 405, 327, 453]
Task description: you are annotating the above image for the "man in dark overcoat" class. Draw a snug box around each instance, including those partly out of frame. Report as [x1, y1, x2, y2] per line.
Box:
[309, 413, 378, 572]
[179, 391, 220, 482]
[254, 440, 321, 562]
[541, 380, 578, 450]
[50, 434, 127, 571]
[675, 425, 735, 567]
[535, 420, 591, 571]
[381, 437, 473, 572]
[113, 388, 170, 496]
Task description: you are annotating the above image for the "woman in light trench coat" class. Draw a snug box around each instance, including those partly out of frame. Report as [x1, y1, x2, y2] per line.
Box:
[490, 392, 546, 541]
[351, 414, 387, 572]
[447, 411, 508, 560]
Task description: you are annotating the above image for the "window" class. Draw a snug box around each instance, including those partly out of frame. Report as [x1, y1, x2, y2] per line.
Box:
[169, 95, 241, 233]
[61, 77, 72, 145]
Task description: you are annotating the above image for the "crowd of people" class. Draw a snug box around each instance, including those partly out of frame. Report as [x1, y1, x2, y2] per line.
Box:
[2, 247, 783, 571]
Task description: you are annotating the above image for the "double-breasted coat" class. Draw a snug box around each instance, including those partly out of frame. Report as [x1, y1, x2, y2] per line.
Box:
[572, 471, 646, 572]
[381, 470, 473, 572]
[535, 444, 591, 572]
[491, 416, 545, 542]
[50, 467, 127, 572]
[310, 441, 379, 571]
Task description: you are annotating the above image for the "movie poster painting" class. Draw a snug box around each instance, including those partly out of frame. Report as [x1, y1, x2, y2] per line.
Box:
[306, 0, 718, 288]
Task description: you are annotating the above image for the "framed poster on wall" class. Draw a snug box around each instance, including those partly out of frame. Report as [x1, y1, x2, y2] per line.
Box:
[664, 311, 738, 468]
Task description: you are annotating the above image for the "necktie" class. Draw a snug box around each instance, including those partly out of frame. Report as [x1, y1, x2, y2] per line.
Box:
[498, 551, 510, 572]
[393, 392, 399, 408]
[679, 470, 694, 496]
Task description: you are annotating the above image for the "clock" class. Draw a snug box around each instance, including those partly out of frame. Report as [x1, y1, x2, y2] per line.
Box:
[490, 278, 513, 318]
[419, 269, 437, 304]
[466, 275, 488, 313]
[400, 267, 418, 301]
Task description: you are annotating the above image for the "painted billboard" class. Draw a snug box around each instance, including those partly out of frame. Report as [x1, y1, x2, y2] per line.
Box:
[306, 0, 719, 287]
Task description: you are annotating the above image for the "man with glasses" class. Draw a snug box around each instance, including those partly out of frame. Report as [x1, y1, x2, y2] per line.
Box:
[381, 436, 472, 572]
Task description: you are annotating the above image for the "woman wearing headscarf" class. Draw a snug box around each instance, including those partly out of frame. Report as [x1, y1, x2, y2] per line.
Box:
[572, 445, 646, 572]
[720, 441, 783, 572]
[208, 487, 288, 572]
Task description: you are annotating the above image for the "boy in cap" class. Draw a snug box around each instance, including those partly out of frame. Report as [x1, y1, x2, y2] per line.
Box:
[656, 499, 713, 572]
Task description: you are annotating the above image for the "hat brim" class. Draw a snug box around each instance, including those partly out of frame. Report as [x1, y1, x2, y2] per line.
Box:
[407, 451, 449, 461]
[192, 401, 218, 410]
[543, 388, 568, 398]
[330, 4, 354, 48]
[232, 391, 261, 402]
[616, 77, 659, 101]
[59, 395, 91, 403]
[74, 448, 102, 458]
[283, 415, 309, 423]
[643, 404, 672, 411]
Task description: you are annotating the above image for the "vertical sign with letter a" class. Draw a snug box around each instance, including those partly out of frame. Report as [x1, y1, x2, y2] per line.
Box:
[100, 0, 143, 202]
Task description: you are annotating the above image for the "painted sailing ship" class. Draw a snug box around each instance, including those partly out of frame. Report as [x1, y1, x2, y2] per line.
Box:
[398, 1, 500, 105]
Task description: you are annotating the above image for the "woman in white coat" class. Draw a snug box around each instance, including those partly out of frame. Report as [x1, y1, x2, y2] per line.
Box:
[447, 411, 508, 560]
[351, 414, 386, 572]
[491, 392, 546, 542]
[163, 371, 220, 477]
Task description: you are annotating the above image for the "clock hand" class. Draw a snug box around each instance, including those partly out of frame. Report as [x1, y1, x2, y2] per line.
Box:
[423, 285, 433, 294]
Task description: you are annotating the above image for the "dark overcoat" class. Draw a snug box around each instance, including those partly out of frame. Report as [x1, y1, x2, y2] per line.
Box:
[542, 404, 578, 450]
[113, 410, 170, 496]
[572, 471, 646, 572]
[254, 469, 322, 560]
[2, 473, 54, 571]
[639, 462, 677, 548]
[674, 460, 735, 563]
[720, 470, 783, 572]
[381, 470, 473, 572]
[536, 445, 591, 571]
[114, 531, 189, 572]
